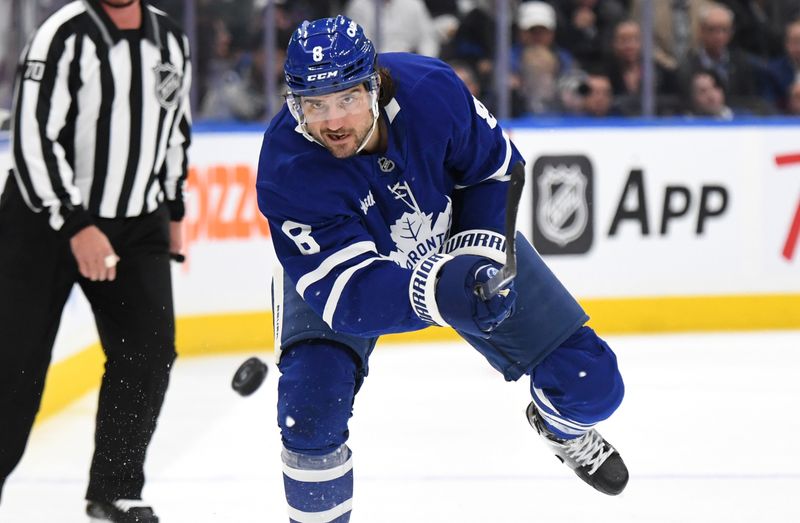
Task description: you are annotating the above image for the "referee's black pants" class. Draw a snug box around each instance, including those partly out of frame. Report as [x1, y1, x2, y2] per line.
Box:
[0, 176, 177, 503]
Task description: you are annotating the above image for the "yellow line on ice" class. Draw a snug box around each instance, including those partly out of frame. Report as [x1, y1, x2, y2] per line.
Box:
[35, 293, 800, 424]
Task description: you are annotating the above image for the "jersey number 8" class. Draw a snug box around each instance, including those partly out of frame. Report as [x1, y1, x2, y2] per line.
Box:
[282, 220, 321, 255]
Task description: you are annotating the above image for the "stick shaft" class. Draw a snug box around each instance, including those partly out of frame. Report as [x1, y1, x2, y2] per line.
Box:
[477, 161, 525, 300]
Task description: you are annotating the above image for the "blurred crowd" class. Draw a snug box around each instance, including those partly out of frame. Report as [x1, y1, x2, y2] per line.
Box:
[4, 0, 800, 123]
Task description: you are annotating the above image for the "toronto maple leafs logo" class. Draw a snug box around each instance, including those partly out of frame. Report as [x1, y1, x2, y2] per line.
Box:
[385, 182, 452, 268]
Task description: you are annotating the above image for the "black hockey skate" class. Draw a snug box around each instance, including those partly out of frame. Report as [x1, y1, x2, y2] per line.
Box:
[87, 499, 159, 522]
[526, 402, 629, 495]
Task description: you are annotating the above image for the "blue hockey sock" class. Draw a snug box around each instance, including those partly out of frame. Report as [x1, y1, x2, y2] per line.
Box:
[282, 445, 353, 523]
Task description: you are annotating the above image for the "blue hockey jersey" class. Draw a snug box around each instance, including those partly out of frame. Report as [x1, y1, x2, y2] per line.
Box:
[257, 53, 524, 337]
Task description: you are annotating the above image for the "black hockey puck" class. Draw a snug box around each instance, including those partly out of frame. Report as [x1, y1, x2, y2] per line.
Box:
[232, 357, 268, 396]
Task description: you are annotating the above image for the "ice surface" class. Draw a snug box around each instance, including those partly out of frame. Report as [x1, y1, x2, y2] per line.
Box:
[2, 331, 799, 522]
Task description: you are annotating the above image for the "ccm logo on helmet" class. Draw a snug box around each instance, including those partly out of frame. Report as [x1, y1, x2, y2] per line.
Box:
[307, 71, 339, 81]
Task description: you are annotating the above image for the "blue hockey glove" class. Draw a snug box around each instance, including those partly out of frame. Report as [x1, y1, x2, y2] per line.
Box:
[435, 255, 517, 338]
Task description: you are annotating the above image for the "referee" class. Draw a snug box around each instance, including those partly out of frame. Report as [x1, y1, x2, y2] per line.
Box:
[0, 1, 190, 521]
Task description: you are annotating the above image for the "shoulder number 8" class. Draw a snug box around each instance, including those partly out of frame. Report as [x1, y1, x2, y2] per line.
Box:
[473, 97, 497, 129]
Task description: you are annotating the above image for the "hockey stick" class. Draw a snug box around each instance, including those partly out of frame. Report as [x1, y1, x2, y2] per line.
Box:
[476, 161, 526, 300]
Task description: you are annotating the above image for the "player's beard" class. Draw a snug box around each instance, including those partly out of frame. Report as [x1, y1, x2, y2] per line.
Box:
[317, 124, 371, 159]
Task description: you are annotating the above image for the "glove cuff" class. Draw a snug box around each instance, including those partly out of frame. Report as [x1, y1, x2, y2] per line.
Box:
[442, 230, 507, 265]
[409, 253, 453, 327]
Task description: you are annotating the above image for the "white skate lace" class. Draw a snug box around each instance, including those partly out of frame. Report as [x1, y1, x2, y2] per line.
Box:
[561, 430, 615, 475]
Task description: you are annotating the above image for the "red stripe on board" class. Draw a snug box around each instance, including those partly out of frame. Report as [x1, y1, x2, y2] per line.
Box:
[775, 153, 800, 166]
[783, 202, 800, 260]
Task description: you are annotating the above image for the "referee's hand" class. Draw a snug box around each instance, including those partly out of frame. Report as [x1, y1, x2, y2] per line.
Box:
[70, 225, 119, 282]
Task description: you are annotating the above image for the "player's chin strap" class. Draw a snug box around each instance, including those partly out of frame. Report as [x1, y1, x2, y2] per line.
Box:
[354, 76, 381, 154]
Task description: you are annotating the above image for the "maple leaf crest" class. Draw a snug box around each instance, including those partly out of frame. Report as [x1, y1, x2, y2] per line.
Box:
[387, 199, 452, 267]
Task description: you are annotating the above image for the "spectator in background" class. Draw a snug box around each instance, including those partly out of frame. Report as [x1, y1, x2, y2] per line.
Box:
[718, 0, 800, 59]
[444, 0, 495, 80]
[448, 60, 482, 98]
[630, 0, 709, 71]
[425, 0, 458, 17]
[581, 71, 617, 116]
[786, 81, 800, 116]
[200, 28, 290, 122]
[768, 20, 800, 112]
[519, 46, 560, 114]
[150, 0, 184, 19]
[677, 3, 763, 111]
[687, 69, 734, 118]
[197, 19, 239, 119]
[553, 0, 627, 68]
[283, 0, 338, 21]
[424, 0, 461, 50]
[515, 1, 574, 114]
[605, 19, 679, 115]
[345, 0, 440, 56]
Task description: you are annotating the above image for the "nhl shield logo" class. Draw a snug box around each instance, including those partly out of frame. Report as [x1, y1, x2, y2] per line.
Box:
[378, 157, 395, 172]
[153, 62, 182, 109]
[532, 155, 594, 255]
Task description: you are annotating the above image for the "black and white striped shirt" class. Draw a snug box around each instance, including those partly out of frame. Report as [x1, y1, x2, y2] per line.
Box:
[10, 0, 191, 235]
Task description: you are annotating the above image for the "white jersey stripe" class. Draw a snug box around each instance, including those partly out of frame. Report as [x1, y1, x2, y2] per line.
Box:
[145, 174, 163, 211]
[18, 73, 49, 209]
[295, 241, 377, 297]
[126, 40, 161, 216]
[162, 32, 191, 201]
[322, 257, 384, 327]
[73, 36, 100, 204]
[98, 41, 132, 216]
[486, 130, 513, 182]
[282, 456, 353, 483]
[48, 35, 82, 207]
[287, 498, 353, 523]
[453, 130, 512, 189]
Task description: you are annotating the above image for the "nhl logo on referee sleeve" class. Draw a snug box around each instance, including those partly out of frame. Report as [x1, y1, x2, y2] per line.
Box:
[153, 62, 183, 109]
[532, 155, 594, 255]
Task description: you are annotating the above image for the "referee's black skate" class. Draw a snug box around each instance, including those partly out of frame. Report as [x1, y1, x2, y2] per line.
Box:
[526, 402, 629, 495]
[87, 499, 159, 522]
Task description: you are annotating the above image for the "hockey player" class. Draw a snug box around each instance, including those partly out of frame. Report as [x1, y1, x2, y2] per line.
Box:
[257, 16, 628, 522]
